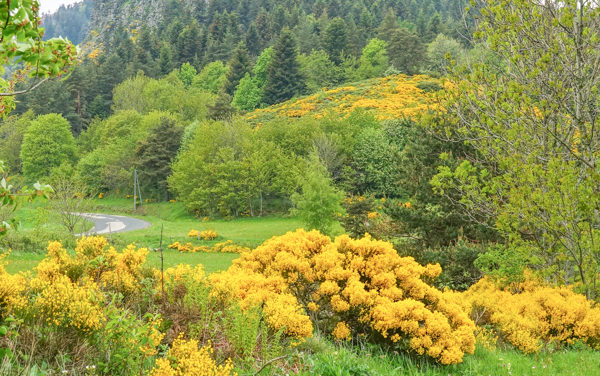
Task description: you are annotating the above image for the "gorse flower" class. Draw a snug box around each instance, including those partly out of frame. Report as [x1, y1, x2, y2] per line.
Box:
[149, 333, 236, 376]
[210, 229, 476, 364]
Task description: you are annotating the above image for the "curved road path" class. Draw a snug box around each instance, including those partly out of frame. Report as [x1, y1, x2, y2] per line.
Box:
[75, 213, 151, 236]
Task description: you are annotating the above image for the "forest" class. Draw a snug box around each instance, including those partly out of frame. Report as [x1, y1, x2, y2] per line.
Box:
[0, 0, 599, 375]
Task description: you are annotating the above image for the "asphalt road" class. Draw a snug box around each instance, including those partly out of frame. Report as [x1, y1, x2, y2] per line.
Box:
[75, 213, 151, 236]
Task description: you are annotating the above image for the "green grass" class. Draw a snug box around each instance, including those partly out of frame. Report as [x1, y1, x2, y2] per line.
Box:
[298, 338, 600, 376]
[88, 197, 305, 249]
[4, 198, 304, 274]
[11, 199, 94, 234]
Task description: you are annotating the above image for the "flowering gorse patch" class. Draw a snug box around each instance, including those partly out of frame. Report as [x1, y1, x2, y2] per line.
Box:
[448, 275, 600, 353]
[246, 75, 437, 123]
[210, 229, 476, 364]
[149, 334, 236, 376]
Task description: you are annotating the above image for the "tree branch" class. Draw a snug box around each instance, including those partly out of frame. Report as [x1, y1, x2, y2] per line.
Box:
[0, 77, 49, 96]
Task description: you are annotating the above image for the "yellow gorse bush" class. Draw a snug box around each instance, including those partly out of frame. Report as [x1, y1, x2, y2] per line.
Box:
[246, 75, 437, 123]
[36, 237, 148, 295]
[451, 276, 600, 353]
[199, 230, 218, 240]
[149, 333, 236, 376]
[0, 237, 152, 334]
[30, 275, 104, 332]
[168, 240, 249, 254]
[210, 229, 476, 364]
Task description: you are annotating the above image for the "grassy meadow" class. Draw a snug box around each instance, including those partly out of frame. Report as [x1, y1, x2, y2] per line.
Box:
[4, 197, 304, 274]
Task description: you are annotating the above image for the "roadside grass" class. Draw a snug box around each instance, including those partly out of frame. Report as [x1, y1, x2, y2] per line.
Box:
[4, 197, 304, 274]
[297, 337, 600, 376]
[88, 197, 306, 249]
[11, 198, 94, 234]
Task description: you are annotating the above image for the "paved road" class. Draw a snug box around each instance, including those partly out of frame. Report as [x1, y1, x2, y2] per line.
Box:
[75, 213, 151, 236]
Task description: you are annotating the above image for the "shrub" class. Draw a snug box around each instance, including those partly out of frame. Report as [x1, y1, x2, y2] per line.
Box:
[452, 275, 600, 353]
[210, 229, 476, 364]
[199, 230, 218, 240]
[149, 333, 235, 376]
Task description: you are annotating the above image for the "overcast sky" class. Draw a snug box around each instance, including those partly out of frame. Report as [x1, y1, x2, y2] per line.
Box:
[40, 0, 83, 15]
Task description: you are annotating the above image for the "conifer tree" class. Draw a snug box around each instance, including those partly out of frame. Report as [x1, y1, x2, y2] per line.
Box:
[263, 29, 305, 105]
[135, 117, 183, 199]
[159, 44, 173, 75]
[388, 28, 425, 75]
[323, 17, 348, 65]
[224, 43, 251, 95]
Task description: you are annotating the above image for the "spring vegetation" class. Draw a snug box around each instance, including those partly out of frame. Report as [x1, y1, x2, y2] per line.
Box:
[1, 0, 600, 374]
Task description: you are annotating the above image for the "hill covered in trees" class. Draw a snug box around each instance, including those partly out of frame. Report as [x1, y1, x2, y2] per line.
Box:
[41, 0, 93, 44]
[17, 0, 471, 135]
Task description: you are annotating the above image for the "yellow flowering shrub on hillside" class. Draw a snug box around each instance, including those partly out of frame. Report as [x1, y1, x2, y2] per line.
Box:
[246, 75, 437, 123]
[149, 334, 236, 376]
[0, 253, 28, 313]
[210, 229, 475, 364]
[453, 276, 600, 353]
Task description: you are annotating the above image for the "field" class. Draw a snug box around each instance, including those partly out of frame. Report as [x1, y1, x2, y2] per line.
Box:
[4, 197, 303, 274]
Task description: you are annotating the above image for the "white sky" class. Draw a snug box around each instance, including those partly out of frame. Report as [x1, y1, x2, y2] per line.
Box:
[40, 0, 83, 15]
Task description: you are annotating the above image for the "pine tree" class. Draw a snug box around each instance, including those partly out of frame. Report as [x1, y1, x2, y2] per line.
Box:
[135, 117, 184, 199]
[159, 44, 173, 75]
[263, 29, 305, 105]
[224, 42, 251, 95]
[377, 8, 399, 42]
[388, 28, 425, 75]
[323, 17, 348, 65]
[245, 23, 261, 56]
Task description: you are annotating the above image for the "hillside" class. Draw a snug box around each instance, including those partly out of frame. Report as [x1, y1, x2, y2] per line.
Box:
[15, 0, 471, 134]
[247, 74, 440, 123]
[42, 0, 93, 44]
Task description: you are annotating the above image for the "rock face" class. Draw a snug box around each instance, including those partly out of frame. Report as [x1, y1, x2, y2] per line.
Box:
[88, 0, 199, 43]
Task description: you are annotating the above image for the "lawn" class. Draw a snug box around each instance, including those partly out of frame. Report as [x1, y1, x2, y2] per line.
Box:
[4, 197, 304, 274]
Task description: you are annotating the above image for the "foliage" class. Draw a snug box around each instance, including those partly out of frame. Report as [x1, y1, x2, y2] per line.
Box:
[224, 42, 251, 96]
[322, 17, 348, 65]
[168, 119, 297, 217]
[149, 334, 236, 376]
[426, 34, 464, 75]
[210, 229, 476, 364]
[356, 38, 389, 80]
[451, 275, 600, 353]
[0, 0, 77, 115]
[47, 174, 93, 235]
[263, 28, 305, 105]
[232, 73, 262, 112]
[431, 0, 600, 298]
[299, 50, 343, 94]
[0, 111, 34, 174]
[292, 153, 345, 235]
[193, 61, 229, 94]
[135, 116, 184, 199]
[177, 62, 197, 89]
[20, 113, 76, 181]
